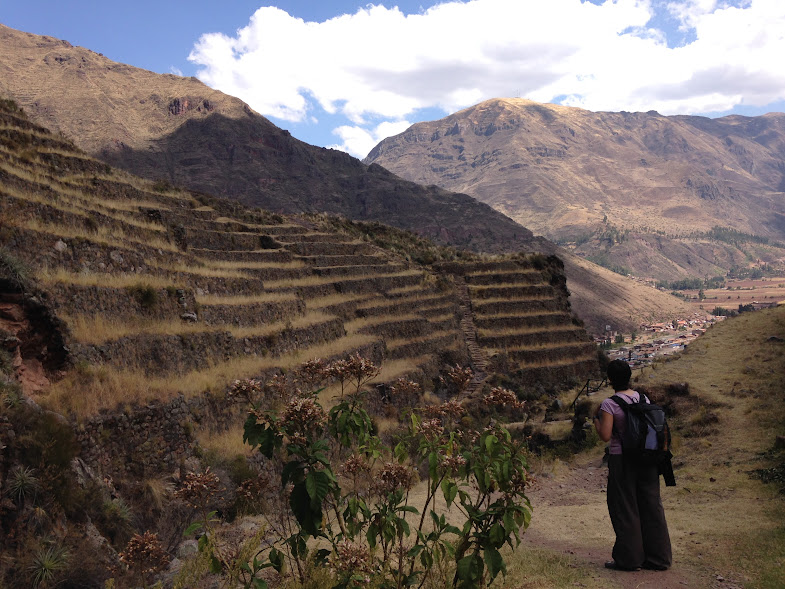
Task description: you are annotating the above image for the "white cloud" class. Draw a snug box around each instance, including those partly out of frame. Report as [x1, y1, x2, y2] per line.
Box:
[329, 120, 412, 158]
[170, 66, 184, 76]
[189, 0, 785, 154]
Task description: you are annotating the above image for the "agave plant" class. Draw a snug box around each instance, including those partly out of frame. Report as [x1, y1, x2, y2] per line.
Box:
[6, 465, 40, 504]
[29, 544, 69, 588]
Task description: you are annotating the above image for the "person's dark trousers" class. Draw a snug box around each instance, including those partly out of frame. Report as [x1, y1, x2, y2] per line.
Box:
[607, 455, 672, 569]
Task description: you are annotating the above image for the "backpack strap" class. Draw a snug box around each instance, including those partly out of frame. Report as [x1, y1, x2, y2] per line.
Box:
[610, 394, 639, 408]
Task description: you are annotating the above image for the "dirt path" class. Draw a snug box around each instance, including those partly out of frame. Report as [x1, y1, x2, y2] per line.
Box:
[519, 450, 738, 589]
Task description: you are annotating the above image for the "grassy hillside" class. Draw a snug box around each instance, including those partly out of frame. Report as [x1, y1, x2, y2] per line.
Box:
[507, 305, 785, 588]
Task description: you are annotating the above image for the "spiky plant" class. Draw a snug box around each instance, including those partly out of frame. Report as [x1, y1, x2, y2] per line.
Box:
[6, 466, 40, 504]
[29, 544, 69, 588]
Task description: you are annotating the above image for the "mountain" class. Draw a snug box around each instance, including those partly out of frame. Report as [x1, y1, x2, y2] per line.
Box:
[365, 98, 785, 281]
[0, 24, 540, 256]
[0, 25, 695, 334]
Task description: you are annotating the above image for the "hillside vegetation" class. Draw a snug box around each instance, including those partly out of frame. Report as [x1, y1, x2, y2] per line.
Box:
[0, 24, 694, 335]
[0, 98, 603, 587]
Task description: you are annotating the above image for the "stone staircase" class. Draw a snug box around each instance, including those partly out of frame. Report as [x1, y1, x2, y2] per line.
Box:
[455, 276, 490, 400]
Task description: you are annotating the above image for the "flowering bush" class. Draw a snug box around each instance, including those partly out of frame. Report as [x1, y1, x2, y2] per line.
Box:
[196, 354, 530, 588]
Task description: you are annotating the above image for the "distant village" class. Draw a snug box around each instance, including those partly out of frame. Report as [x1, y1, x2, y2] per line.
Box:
[596, 313, 718, 369]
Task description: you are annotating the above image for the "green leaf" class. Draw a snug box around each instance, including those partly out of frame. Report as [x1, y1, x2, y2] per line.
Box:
[290, 482, 321, 535]
[394, 441, 408, 462]
[407, 544, 425, 559]
[197, 534, 209, 552]
[428, 452, 438, 481]
[485, 434, 498, 453]
[456, 554, 483, 583]
[366, 523, 378, 549]
[253, 579, 268, 589]
[420, 549, 434, 569]
[489, 522, 505, 548]
[183, 521, 202, 536]
[441, 480, 458, 507]
[483, 547, 506, 582]
[269, 547, 284, 573]
[209, 555, 222, 574]
[315, 548, 331, 566]
[306, 470, 331, 509]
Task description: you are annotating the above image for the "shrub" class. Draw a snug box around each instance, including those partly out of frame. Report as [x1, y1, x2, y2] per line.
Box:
[0, 246, 32, 291]
[186, 355, 532, 588]
[126, 284, 158, 311]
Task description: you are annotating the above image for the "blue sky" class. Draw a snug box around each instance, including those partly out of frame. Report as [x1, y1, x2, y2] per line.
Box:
[3, 1, 784, 157]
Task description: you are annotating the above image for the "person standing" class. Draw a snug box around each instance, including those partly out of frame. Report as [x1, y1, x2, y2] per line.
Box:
[593, 359, 672, 571]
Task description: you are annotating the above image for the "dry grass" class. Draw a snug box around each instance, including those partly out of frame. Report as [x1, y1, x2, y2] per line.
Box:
[472, 295, 555, 305]
[229, 310, 336, 339]
[264, 269, 422, 290]
[87, 170, 194, 202]
[11, 217, 179, 252]
[63, 309, 334, 344]
[355, 292, 443, 312]
[384, 329, 456, 349]
[196, 424, 253, 461]
[474, 310, 567, 320]
[150, 262, 252, 279]
[386, 284, 429, 296]
[197, 258, 306, 270]
[1, 181, 168, 233]
[40, 333, 378, 419]
[306, 293, 371, 309]
[62, 314, 223, 344]
[37, 267, 175, 289]
[343, 314, 420, 335]
[196, 292, 298, 306]
[477, 324, 579, 338]
[503, 340, 593, 353]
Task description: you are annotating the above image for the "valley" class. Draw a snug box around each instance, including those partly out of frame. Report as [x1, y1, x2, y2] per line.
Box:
[0, 17, 782, 589]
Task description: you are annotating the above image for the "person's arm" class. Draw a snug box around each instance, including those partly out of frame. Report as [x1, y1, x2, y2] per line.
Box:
[593, 409, 613, 442]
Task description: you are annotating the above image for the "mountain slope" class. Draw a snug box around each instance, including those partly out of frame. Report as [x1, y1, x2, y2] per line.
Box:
[0, 24, 541, 256]
[0, 25, 695, 333]
[365, 98, 785, 280]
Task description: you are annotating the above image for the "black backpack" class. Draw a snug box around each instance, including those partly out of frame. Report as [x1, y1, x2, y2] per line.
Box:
[611, 394, 676, 486]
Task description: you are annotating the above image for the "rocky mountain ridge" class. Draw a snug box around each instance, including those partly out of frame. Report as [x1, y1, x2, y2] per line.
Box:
[365, 98, 785, 281]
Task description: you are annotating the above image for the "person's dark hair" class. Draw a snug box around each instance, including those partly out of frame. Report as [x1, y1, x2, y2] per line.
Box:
[606, 359, 632, 391]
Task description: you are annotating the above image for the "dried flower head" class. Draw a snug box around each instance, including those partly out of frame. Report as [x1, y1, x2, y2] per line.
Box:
[299, 358, 329, 387]
[237, 474, 272, 513]
[484, 387, 525, 410]
[441, 453, 467, 473]
[422, 399, 466, 420]
[265, 373, 290, 400]
[228, 378, 263, 403]
[374, 462, 415, 496]
[389, 378, 421, 397]
[174, 467, 221, 510]
[444, 364, 474, 391]
[332, 540, 373, 577]
[280, 396, 327, 442]
[119, 531, 170, 577]
[342, 455, 370, 477]
[417, 418, 445, 442]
